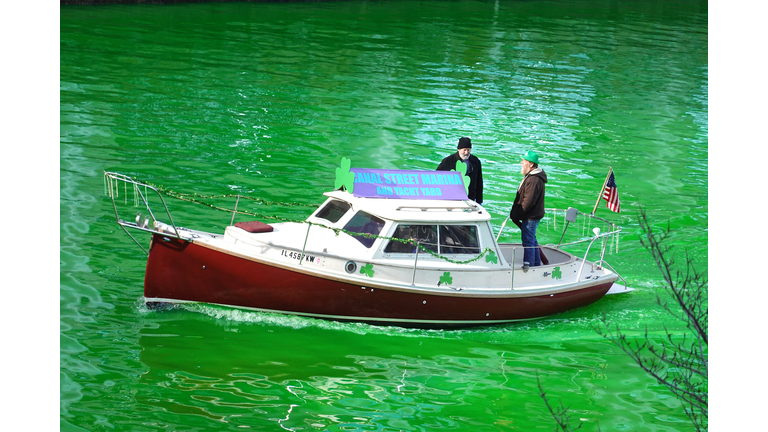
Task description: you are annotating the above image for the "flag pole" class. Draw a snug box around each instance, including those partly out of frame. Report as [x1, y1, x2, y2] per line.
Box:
[592, 167, 613, 215]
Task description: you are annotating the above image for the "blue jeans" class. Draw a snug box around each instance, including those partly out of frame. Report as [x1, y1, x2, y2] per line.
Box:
[521, 219, 541, 266]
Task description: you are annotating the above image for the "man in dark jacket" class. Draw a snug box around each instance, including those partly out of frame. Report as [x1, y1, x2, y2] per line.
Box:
[436, 137, 483, 203]
[509, 150, 547, 267]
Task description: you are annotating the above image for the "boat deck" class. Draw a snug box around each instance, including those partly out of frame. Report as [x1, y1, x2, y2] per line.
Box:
[499, 244, 574, 268]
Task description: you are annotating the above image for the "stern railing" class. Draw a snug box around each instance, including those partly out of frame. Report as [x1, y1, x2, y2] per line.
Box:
[495, 206, 624, 289]
[104, 172, 182, 254]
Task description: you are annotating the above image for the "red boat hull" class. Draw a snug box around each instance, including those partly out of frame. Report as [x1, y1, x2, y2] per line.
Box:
[144, 235, 613, 328]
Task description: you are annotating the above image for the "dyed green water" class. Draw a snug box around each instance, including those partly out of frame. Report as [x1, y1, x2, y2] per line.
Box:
[61, 1, 707, 430]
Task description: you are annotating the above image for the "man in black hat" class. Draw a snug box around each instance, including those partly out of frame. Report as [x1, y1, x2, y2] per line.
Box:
[436, 137, 483, 203]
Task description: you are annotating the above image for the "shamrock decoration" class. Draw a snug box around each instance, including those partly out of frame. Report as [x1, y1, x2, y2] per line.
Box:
[335, 157, 355, 193]
[551, 266, 562, 280]
[485, 250, 498, 264]
[454, 160, 471, 196]
[360, 263, 374, 278]
[438, 271, 453, 286]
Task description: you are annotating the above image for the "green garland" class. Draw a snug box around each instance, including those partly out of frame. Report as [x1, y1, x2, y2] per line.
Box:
[159, 189, 318, 208]
[163, 184, 496, 265]
[120, 175, 318, 208]
[108, 172, 621, 265]
[223, 204, 498, 266]
[109, 174, 499, 265]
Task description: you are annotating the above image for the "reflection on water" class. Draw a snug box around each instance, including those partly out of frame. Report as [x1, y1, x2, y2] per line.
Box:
[133, 310, 684, 431]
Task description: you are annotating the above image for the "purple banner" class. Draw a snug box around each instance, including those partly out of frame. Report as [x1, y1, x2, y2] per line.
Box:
[350, 169, 468, 200]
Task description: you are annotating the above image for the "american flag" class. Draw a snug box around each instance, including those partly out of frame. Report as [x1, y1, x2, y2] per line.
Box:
[603, 171, 621, 213]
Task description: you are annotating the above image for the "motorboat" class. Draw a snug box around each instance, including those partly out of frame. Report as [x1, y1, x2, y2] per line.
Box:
[104, 166, 631, 329]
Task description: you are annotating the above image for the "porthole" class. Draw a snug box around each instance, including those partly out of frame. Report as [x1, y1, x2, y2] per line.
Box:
[345, 261, 357, 274]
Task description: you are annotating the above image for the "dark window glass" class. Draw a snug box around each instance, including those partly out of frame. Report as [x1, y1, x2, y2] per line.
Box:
[439, 225, 480, 254]
[384, 225, 438, 253]
[315, 199, 351, 223]
[343, 211, 385, 248]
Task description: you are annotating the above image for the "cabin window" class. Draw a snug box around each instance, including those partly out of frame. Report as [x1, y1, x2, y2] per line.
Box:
[315, 199, 351, 223]
[439, 225, 480, 254]
[384, 225, 438, 254]
[343, 211, 385, 248]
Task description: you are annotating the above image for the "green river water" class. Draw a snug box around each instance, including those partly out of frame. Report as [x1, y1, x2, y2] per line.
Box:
[60, 1, 708, 430]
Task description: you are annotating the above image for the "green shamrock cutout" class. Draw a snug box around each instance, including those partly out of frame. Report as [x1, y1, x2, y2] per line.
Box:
[485, 250, 498, 264]
[360, 263, 374, 278]
[335, 157, 355, 193]
[438, 271, 453, 286]
[551, 266, 562, 280]
[454, 160, 471, 196]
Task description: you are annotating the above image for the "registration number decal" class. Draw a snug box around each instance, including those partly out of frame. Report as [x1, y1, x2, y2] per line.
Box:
[281, 250, 322, 265]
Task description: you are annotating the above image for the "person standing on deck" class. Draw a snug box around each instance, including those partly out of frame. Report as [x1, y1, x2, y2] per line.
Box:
[509, 150, 547, 267]
[436, 137, 483, 204]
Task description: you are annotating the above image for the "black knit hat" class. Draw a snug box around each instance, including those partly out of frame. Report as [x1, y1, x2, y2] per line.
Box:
[457, 137, 472, 149]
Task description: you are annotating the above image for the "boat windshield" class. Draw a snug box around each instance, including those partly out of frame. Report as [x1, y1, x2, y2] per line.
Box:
[343, 211, 385, 248]
[384, 224, 478, 255]
[383, 225, 438, 253]
[315, 199, 352, 223]
[439, 225, 480, 254]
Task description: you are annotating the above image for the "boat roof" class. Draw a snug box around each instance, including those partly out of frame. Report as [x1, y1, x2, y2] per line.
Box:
[321, 190, 491, 223]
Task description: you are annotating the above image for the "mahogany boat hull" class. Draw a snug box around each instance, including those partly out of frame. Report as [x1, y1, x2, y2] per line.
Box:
[144, 234, 613, 328]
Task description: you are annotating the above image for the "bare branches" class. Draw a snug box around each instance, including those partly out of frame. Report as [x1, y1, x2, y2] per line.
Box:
[539, 207, 707, 430]
[637, 211, 708, 346]
[597, 207, 708, 431]
[537, 376, 592, 432]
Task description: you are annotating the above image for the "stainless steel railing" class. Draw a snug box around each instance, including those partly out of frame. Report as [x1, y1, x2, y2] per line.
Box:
[104, 171, 182, 255]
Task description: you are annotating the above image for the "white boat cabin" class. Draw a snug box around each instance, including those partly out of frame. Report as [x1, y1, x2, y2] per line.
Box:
[305, 191, 504, 268]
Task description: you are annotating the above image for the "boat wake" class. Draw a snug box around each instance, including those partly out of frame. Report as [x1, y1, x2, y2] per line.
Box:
[174, 303, 448, 336]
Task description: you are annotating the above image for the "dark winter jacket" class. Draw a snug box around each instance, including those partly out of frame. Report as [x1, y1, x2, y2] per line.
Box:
[436, 153, 483, 203]
[510, 168, 547, 225]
